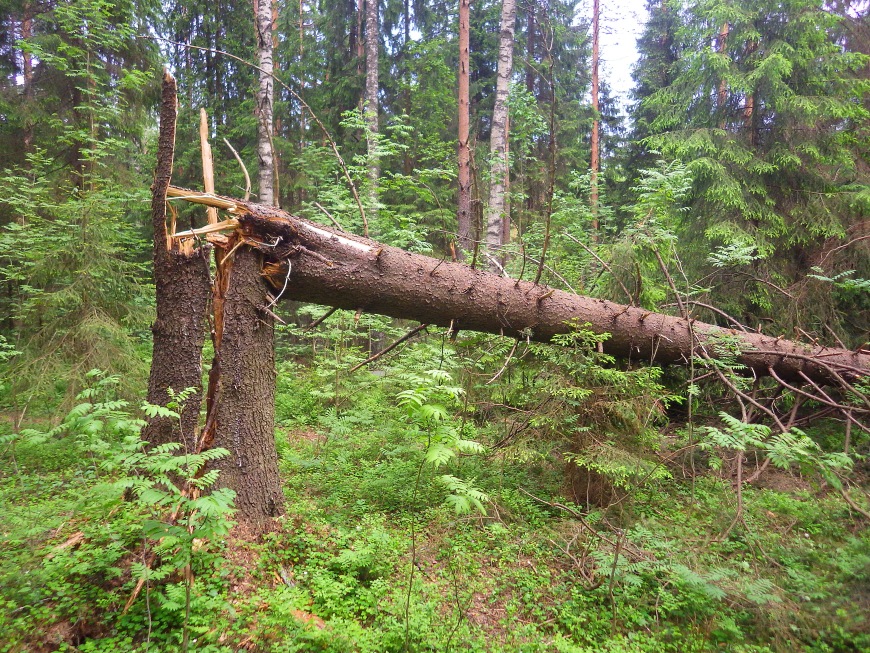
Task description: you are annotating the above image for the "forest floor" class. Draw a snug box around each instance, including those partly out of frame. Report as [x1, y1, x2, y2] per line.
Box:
[0, 360, 869, 652]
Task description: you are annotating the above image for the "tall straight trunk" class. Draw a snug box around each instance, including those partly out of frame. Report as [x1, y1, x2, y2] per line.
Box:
[717, 22, 729, 128]
[255, 0, 276, 206]
[743, 40, 758, 144]
[143, 73, 211, 453]
[365, 0, 380, 220]
[401, 0, 413, 176]
[485, 0, 517, 271]
[457, 0, 473, 258]
[503, 115, 511, 249]
[590, 0, 600, 235]
[356, 0, 365, 78]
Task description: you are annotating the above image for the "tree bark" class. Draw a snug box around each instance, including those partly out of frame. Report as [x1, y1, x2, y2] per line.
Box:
[484, 0, 517, 271]
[204, 241, 285, 524]
[590, 0, 600, 235]
[163, 190, 870, 385]
[142, 73, 211, 453]
[457, 0, 473, 258]
[717, 21, 729, 129]
[255, 0, 276, 206]
[364, 0, 380, 220]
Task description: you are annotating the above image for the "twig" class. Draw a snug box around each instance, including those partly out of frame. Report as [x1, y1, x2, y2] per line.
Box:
[518, 488, 613, 546]
[349, 323, 429, 372]
[663, 300, 749, 332]
[733, 271, 795, 299]
[265, 260, 292, 309]
[652, 245, 687, 319]
[563, 231, 633, 304]
[520, 254, 579, 295]
[767, 367, 868, 416]
[817, 234, 870, 268]
[698, 349, 788, 432]
[222, 137, 251, 201]
[487, 339, 519, 385]
[305, 307, 339, 330]
[313, 202, 346, 232]
[839, 486, 870, 520]
[259, 303, 287, 325]
[823, 323, 848, 350]
[749, 349, 869, 381]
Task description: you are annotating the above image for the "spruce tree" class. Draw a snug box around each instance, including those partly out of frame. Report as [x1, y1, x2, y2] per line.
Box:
[638, 0, 870, 335]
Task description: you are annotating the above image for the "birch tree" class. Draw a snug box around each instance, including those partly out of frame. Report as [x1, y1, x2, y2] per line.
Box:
[255, 0, 275, 206]
[484, 0, 517, 271]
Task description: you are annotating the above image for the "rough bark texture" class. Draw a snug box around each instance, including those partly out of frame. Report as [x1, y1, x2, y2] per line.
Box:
[208, 244, 285, 523]
[364, 0, 380, 219]
[256, 0, 275, 206]
[142, 73, 211, 453]
[590, 0, 600, 232]
[457, 0, 472, 258]
[164, 195, 865, 386]
[484, 0, 517, 270]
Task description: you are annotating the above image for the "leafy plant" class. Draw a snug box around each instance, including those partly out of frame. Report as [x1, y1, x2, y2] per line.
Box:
[117, 394, 235, 651]
[699, 412, 853, 481]
[397, 369, 488, 515]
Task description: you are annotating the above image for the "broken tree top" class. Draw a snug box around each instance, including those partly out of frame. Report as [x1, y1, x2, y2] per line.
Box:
[165, 186, 870, 388]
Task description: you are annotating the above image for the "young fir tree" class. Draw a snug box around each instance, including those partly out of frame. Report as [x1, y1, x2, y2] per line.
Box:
[0, 0, 161, 400]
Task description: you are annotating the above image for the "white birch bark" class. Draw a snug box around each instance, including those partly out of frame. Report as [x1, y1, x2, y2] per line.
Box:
[255, 0, 275, 206]
[485, 0, 517, 272]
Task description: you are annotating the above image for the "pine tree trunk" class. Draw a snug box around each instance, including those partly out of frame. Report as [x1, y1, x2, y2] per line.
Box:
[365, 0, 380, 220]
[255, 0, 275, 206]
[457, 0, 473, 258]
[717, 22, 729, 128]
[142, 73, 211, 453]
[485, 0, 517, 271]
[590, 0, 600, 235]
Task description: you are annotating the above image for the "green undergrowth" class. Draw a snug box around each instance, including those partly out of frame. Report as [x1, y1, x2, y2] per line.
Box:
[0, 336, 868, 652]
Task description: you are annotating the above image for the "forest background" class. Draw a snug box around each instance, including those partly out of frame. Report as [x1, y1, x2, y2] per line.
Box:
[0, 0, 869, 651]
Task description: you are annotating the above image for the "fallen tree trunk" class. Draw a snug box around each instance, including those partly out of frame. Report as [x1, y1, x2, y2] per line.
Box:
[168, 187, 870, 386]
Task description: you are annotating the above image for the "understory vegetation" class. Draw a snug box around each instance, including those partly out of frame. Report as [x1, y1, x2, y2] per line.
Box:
[1, 324, 868, 652]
